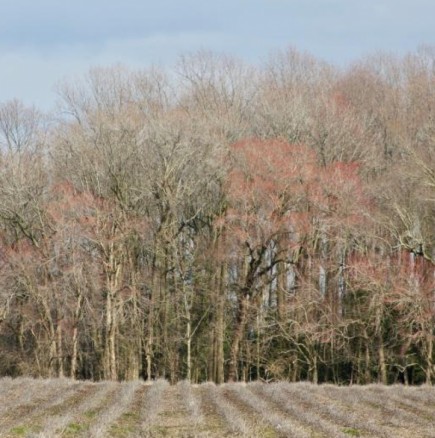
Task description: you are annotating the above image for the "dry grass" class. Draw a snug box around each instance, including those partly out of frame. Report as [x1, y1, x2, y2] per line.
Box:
[87, 380, 141, 438]
[201, 382, 250, 435]
[0, 379, 434, 437]
[138, 379, 169, 436]
[251, 382, 350, 438]
[177, 380, 204, 428]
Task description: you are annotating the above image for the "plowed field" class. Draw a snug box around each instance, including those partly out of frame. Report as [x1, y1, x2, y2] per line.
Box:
[1, 378, 434, 437]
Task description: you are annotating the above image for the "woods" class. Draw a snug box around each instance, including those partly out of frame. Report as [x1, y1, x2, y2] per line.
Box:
[0, 48, 433, 384]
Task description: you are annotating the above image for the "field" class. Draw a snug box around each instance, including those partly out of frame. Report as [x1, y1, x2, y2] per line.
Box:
[0, 378, 434, 437]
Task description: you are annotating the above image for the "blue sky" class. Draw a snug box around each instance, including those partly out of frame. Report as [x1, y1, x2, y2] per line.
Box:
[1, 0, 434, 110]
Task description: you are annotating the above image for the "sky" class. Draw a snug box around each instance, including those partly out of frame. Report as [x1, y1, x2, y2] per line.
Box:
[0, 0, 434, 110]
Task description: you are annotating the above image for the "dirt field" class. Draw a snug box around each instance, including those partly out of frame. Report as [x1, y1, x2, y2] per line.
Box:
[0, 378, 434, 437]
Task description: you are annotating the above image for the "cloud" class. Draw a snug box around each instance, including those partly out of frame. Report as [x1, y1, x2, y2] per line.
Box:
[0, 0, 434, 109]
[0, 32, 250, 110]
[0, 0, 225, 48]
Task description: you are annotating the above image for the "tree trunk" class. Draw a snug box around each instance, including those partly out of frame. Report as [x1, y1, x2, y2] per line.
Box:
[146, 260, 159, 380]
[186, 313, 192, 382]
[71, 326, 79, 379]
[104, 290, 117, 380]
[49, 334, 57, 378]
[70, 293, 83, 379]
[56, 321, 64, 378]
[425, 332, 433, 385]
[378, 339, 387, 384]
[109, 298, 117, 380]
[104, 245, 121, 381]
[276, 240, 286, 321]
[312, 354, 318, 384]
[365, 341, 371, 383]
[228, 294, 249, 382]
[215, 263, 226, 384]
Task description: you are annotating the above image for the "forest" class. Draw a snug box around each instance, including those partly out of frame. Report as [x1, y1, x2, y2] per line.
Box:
[0, 47, 433, 385]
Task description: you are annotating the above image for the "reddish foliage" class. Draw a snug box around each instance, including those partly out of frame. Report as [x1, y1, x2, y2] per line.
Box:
[330, 91, 352, 112]
[223, 138, 370, 254]
[48, 181, 100, 227]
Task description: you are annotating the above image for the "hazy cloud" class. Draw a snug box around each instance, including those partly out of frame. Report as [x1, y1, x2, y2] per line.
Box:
[1, 0, 434, 109]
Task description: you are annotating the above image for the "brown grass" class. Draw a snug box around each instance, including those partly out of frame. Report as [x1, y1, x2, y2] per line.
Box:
[0, 379, 434, 437]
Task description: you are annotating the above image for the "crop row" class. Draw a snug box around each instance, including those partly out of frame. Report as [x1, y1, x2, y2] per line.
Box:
[0, 378, 434, 437]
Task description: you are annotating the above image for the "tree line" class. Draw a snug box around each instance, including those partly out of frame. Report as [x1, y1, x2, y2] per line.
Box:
[0, 47, 434, 384]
